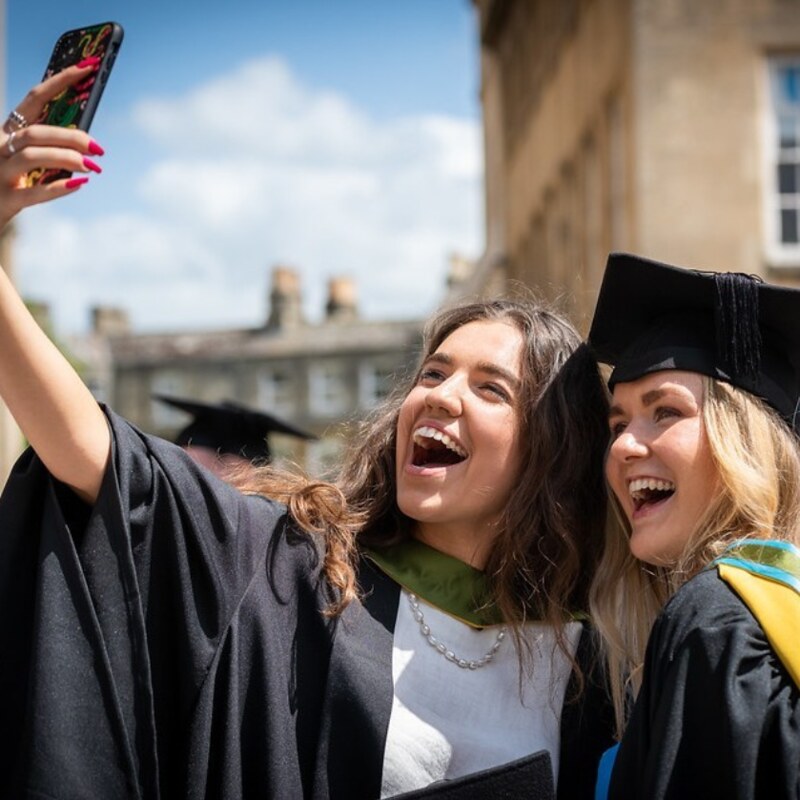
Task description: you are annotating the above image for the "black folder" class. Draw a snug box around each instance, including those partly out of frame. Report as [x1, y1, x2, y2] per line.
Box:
[389, 750, 555, 799]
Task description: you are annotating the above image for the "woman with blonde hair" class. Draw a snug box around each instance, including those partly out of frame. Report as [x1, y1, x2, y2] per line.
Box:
[588, 252, 800, 799]
[0, 67, 614, 799]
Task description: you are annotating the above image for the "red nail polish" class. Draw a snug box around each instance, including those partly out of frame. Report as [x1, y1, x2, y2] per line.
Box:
[82, 157, 102, 174]
[76, 56, 101, 69]
[75, 76, 97, 91]
[65, 177, 89, 189]
[88, 140, 105, 156]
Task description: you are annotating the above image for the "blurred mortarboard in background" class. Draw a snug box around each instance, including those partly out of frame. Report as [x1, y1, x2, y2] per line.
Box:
[153, 394, 316, 461]
[588, 252, 800, 428]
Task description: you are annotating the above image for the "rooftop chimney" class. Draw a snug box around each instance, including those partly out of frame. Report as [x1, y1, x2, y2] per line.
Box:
[325, 276, 357, 323]
[91, 305, 130, 336]
[266, 265, 304, 330]
[446, 252, 476, 290]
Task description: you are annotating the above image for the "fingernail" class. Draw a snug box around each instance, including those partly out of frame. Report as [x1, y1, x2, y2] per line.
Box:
[88, 139, 105, 156]
[76, 56, 101, 69]
[65, 177, 89, 189]
[83, 157, 102, 174]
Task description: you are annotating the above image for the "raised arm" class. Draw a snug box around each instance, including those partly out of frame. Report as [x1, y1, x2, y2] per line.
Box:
[0, 62, 112, 503]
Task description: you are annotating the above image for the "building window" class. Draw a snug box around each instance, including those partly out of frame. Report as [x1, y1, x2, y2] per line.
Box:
[257, 368, 294, 417]
[309, 361, 349, 417]
[766, 57, 800, 266]
[358, 362, 395, 409]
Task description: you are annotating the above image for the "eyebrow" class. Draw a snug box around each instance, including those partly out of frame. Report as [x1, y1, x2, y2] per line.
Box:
[608, 387, 685, 417]
[425, 352, 521, 390]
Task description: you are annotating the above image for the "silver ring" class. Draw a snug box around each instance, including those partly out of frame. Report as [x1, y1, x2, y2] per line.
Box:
[6, 130, 17, 156]
[5, 110, 28, 132]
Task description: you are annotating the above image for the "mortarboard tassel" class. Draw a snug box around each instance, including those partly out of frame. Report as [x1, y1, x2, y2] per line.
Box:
[713, 272, 762, 384]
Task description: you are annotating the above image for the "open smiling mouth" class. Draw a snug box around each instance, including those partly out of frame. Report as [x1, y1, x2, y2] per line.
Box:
[412, 426, 467, 467]
[629, 478, 675, 512]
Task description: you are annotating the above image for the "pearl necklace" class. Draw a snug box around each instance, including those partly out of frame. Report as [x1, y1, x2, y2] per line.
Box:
[407, 592, 507, 670]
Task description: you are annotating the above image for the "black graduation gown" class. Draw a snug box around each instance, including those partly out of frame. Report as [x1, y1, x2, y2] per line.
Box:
[0, 410, 613, 799]
[608, 569, 800, 799]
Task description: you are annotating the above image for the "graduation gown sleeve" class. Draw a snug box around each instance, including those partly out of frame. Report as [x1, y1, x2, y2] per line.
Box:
[0, 408, 339, 799]
[608, 569, 800, 799]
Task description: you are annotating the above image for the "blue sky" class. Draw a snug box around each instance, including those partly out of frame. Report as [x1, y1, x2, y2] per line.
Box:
[6, 1, 483, 334]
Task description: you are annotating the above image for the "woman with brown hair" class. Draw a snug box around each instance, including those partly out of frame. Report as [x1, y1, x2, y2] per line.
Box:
[0, 71, 613, 800]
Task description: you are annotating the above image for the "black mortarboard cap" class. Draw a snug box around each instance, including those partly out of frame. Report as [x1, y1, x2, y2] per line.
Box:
[588, 252, 800, 429]
[153, 394, 316, 461]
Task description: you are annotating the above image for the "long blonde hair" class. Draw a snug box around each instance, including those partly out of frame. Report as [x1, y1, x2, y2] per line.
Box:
[590, 376, 800, 736]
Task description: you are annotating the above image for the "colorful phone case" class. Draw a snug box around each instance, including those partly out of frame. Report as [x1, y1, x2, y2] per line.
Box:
[28, 21, 124, 186]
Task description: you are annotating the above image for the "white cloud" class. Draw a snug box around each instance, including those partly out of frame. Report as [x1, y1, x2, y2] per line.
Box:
[134, 57, 385, 164]
[14, 55, 483, 334]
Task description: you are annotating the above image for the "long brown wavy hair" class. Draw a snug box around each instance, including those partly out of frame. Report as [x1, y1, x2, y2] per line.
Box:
[234, 297, 610, 666]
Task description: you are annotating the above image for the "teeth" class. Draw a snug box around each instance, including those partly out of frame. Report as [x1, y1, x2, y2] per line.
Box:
[413, 426, 467, 458]
[628, 478, 675, 499]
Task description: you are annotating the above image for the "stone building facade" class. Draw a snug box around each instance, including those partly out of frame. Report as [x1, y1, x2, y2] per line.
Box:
[472, 0, 800, 329]
[78, 267, 426, 476]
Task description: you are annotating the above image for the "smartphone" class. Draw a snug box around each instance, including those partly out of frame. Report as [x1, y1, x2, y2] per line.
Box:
[28, 21, 124, 185]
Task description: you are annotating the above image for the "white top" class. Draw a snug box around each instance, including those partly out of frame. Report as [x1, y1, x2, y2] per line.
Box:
[379, 590, 582, 797]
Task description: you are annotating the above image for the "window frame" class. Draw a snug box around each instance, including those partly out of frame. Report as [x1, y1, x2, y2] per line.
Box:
[308, 360, 350, 418]
[764, 55, 800, 267]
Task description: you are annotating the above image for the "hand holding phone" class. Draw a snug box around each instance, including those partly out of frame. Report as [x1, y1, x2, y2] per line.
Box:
[27, 21, 124, 185]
